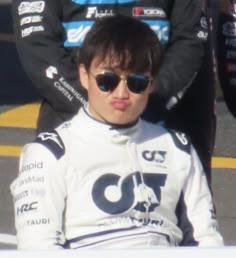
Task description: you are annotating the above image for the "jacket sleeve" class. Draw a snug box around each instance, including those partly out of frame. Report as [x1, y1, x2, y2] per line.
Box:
[217, 0, 236, 117]
[177, 146, 224, 246]
[151, 0, 207, 111]
[12, 0, 87, 120]
[10, 143, 67, 249]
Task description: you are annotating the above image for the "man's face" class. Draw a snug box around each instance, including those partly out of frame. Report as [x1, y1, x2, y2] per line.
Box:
[79, 56, 154, 125]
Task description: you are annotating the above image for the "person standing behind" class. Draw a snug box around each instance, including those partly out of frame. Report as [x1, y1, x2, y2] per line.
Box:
[11, 15, 223, 249]
[12, 0, 213, 185]
[157, 0, 217, 186]
[218, 0, 236, 117]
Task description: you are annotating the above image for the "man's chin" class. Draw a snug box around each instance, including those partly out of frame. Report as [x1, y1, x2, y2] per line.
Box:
[105, 117, 138, 128]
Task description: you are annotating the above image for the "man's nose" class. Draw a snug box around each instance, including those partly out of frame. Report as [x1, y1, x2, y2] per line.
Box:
[114, 78, 129, 98]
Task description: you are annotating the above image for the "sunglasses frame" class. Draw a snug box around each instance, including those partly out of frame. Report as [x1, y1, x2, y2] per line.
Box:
[90, 71, 153, 94]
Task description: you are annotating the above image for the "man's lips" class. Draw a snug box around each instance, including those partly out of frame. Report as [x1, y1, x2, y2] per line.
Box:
[111, 100, 129, 109]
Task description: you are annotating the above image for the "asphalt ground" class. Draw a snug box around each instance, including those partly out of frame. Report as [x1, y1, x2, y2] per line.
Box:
[0, 100, 236, 250]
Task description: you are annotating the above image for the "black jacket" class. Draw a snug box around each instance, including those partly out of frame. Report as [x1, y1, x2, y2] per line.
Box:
[218, 0, 236, 117]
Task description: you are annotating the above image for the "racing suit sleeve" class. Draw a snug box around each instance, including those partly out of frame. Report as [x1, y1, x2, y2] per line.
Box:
[10, 143, 67, 249]
[149, 0, 207, 114]
[12, 0, 86, 120]
[176, 147, 224, 246]
[217, 0, 236, 117]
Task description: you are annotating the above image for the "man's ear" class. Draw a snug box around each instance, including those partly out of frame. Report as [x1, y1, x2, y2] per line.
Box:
[79, 64, 89, 90]
[148, 79, 155, 94]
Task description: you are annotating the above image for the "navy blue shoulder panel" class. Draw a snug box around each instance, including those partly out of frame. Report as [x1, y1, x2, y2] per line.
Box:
[166, 128, 191, 154]
[34, 130, 65, 160]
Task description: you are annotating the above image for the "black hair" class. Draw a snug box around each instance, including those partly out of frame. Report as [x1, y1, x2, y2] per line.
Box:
[77, 15, 163, 77]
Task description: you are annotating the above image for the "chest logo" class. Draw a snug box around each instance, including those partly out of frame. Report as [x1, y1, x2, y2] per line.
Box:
[92, 172, 167, 214]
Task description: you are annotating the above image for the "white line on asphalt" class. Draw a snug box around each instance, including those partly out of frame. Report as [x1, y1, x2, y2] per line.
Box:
[0, 233, 17, 245]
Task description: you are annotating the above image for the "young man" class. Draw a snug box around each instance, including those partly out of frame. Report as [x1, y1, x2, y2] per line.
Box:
[11, 15, 223, 249]
[218, 0, 236, 117]
[12, 0, 214, 185]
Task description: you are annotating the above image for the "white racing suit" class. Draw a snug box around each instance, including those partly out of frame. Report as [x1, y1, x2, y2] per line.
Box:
[11, 108, 223, 249]
[12, 0, 215, 185]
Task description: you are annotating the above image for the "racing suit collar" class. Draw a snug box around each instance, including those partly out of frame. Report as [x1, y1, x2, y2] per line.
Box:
[83, 104, 139, 129]
[75, 106, 141, 144]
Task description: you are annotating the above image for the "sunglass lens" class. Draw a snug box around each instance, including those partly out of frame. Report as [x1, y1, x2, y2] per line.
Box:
[96, 73, 119, 92]
[127, 75, 149, 93]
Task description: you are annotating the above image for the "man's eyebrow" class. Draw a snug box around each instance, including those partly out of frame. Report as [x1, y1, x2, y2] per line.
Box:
[99, 66, 117, 72]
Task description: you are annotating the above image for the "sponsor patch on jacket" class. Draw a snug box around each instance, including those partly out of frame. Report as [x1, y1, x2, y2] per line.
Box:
[167, 129, 191, 154]
[133, 7, 166, 18]
[142, 19, 170, 46]
[63, 19, 170, 47]
[63, 21, 94, 47]
[18, 1, 45, 16]
[34, 130, 65, 159]
[86, 6, 115, 18]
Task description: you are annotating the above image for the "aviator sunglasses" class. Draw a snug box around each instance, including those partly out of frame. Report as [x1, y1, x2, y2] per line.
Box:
[91, 71, 152, 94]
